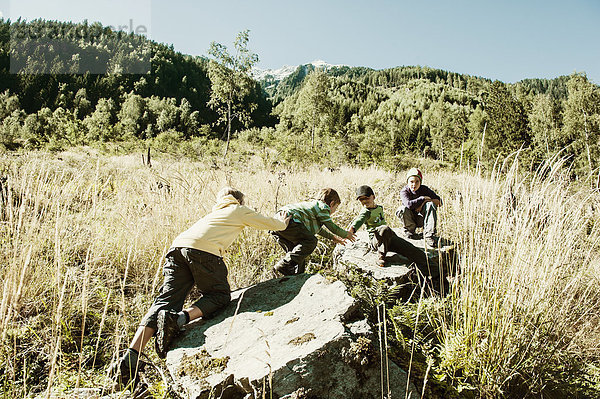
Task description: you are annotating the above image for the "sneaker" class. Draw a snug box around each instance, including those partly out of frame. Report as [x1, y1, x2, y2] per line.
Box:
[112, 349, 144, 390]
[155, 310, 181, 359]
[424, 236, 438, 248]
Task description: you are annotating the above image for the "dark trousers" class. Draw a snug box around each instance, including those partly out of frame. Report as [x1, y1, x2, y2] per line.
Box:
[140, 247, 231, 330]
[271, 220, 318, 275]
[371, 225, 439, 278]
[396, 202, 438, 238]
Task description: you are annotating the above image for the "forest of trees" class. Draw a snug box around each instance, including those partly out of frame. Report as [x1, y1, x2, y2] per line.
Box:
[1, 19, 599, 177]
[260, 63, 599, 177]
[0, 19, 272, 149]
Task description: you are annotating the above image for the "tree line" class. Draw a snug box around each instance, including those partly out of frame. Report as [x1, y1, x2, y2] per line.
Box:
[0, 20, 272, 150]
[264, 65, 598, 176]
[1, 20, 599, 178]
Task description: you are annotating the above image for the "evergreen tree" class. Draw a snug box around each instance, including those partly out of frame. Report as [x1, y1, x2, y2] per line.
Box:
[529, 94, 561, 160]
[73, 88, 92, 119]
[483, 81, 531, 164]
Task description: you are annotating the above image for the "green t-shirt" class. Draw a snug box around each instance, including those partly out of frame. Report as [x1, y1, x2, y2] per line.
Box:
[351, 205, 386, 237]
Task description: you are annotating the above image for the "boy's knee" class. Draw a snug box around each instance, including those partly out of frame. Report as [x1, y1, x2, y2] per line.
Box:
[214, 290, 231, 308]
[424, 202, 437, 211]
[374, 225, 393, 239]
[193, 290, 231, 318]
[304, 235, 318, 251]
[395, 206, 408, 219]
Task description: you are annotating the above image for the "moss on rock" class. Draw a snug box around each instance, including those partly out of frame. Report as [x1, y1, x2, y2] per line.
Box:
[178, 348, 230, 386]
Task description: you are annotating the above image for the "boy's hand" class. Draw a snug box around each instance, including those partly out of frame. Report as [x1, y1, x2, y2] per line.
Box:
[332, 236, 348, 245]
[348, 227, 356, 234]
[345, 230, 357, 242]
[276, 210, 292, 226]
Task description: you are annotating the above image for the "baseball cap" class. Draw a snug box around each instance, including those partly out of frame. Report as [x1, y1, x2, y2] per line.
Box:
[356, 185, 374, 199]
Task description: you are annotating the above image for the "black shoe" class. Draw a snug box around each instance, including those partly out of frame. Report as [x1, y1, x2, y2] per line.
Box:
[112, 349, 144, 390]
[155, 310, 181, 359]
[273, 259, 296, 276]
[403, 231, 421, 240]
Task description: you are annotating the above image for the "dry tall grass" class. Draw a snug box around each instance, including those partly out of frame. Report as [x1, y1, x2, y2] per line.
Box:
[434, 155, 600, 396]
[0, 150, 598, 397]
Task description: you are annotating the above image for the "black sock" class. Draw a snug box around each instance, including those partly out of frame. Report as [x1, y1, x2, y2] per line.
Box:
[177, 310, 190, 327]
[127, 348, 139, 356]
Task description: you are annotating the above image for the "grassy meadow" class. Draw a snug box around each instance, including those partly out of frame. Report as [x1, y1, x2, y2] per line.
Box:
[0, 148, 599, 398]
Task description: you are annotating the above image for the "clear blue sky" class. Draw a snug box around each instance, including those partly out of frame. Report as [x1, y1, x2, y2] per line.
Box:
[4, 0, 599, 83]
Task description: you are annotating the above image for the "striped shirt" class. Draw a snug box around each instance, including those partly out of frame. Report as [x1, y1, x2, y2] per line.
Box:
[281, 200, 349, 239]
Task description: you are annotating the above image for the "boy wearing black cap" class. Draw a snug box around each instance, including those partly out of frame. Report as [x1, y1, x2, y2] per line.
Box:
[349, 185, 435, 271]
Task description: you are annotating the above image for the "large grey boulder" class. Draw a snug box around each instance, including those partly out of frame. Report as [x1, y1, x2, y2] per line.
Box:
[165, 274, 419, 399]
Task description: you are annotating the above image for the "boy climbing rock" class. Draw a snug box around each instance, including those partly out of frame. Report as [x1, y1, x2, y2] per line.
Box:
[114, 187, 289, 389]
[271, 188, 356, 275]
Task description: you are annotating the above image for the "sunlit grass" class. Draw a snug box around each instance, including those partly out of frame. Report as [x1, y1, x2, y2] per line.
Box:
[428, 155, 600, 397]
[0, 149, 598, 397]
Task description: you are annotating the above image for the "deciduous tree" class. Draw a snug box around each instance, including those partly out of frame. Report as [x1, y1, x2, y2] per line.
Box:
[563, 74, 600, 174]
[296, 70, 332, 148]
[207, 30, 259, 157]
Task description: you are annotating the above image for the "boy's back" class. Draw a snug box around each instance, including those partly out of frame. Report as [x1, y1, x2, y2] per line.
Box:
[172, 194, 287, 257]
[282, 199, 346, 237]
[272, 188, 355, 276]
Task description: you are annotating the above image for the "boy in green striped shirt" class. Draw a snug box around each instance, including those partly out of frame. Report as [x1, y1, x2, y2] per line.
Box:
[272, 188, 356, 275]
[350, 185, 436, 275]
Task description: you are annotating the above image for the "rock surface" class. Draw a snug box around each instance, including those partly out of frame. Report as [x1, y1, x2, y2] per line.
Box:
[166, 274, 419, 399]
[333, 229, 456, 298]
[334, 230, 429, 281]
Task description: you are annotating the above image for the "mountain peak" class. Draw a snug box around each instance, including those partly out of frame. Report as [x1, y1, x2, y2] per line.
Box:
[253, 60, 346, 81]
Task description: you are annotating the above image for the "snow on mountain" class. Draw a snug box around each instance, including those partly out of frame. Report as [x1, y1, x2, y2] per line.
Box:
[253, 60, 346, 81]
[252, 64, 298, 81]
[310, 60, 345, 69]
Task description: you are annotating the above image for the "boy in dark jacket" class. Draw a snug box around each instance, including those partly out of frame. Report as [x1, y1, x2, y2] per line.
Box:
[396, 168, 442, 247]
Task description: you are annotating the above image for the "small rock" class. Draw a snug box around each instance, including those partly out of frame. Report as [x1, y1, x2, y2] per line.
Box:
[333, 229, 456, 288]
